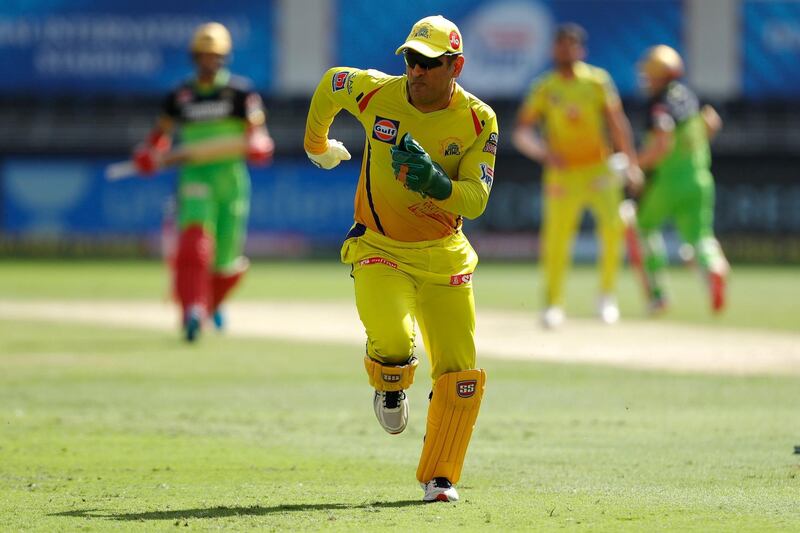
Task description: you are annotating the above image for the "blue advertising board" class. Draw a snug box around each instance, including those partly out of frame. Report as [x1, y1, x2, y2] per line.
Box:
[743, 0, 800, 99]
[335, 0, 682, 97]
[0, 0, 274, 94]
[1, 157, 358, 247]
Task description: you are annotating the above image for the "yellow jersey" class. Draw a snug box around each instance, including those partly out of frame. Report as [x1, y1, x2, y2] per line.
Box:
[518, 61, 619, 168]
[305, 67, 498, 242]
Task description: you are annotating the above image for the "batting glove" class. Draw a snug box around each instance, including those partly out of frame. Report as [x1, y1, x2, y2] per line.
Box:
[246, 129, 275, 166]
[390, 133, 452, 200]
[306, 139, 351, 170]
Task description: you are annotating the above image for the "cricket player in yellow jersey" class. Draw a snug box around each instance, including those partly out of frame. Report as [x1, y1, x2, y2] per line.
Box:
[304, 15, 497, 503]
[513, 23, 642, 328]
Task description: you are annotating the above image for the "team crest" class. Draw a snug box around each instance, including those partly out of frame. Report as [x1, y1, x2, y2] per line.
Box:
[413, 24, 432, 39]
[332, 70, 349, 92]
[457, 380, 477, 398]
[479, 163, 494, 189]
[372, 116, 400, 144]
[439, 137, 463, 156]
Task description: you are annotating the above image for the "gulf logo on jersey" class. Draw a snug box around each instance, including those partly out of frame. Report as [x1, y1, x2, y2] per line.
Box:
[332, 70, 349, 92]
[372, 116, 400, 144]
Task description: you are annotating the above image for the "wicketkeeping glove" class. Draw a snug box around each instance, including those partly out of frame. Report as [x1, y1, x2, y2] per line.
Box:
[390, 133, 452, 200]
[306, 139, 351, 170]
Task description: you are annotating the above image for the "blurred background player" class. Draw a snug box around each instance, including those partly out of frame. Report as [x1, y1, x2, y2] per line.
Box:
[512, 23, 643, 329]
[133, 22, 275, 341]
[304, 15, 496, 502]
[634, 45, 729, 313]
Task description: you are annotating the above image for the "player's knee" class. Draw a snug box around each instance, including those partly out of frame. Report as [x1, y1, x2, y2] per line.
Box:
[370, 334, 415, 363]
[176, 225, 213, 267]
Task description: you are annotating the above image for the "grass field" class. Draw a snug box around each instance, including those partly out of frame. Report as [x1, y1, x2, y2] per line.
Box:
[1, 260, 799, 531]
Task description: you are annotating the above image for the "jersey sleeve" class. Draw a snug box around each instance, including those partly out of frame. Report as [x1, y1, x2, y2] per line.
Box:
[304, 67, 386, 154]
[597, 69, 621, 110]
[434, 106, 498, 219]
[162, 90, 179, 119]
[516, 77, 547, 124]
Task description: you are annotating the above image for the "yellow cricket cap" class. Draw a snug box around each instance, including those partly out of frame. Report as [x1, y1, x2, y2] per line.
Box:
[395, 15, 463, 58]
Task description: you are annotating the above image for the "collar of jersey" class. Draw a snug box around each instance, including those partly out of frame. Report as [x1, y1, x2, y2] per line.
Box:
[193, 69, 231, 95]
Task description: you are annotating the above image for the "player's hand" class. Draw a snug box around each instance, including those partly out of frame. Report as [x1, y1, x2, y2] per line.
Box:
[544, 150, 565, 170]
[306, 139, 351, 170]
[132, 145, 160, 177]
[624, 164, 645, 197]
[247, 130, 275, 166]
[390, 133, 452, 200]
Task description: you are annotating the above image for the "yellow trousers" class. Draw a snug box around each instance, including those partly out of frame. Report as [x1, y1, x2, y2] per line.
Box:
[541, 161, 623, 306]
[341, 225, 477, 381]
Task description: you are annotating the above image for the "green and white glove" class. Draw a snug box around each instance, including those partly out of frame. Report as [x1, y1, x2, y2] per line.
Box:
[390, 133, 452, 200]
[306, 138, 351, 170]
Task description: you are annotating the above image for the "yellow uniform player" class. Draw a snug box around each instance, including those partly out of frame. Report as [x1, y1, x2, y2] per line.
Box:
[512, 23, 642, 328]
[304, 15, 497, 503]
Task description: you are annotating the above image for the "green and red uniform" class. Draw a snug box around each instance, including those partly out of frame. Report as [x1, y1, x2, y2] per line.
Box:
[163, 69, 263, 318]
[637, 81, 727, 303]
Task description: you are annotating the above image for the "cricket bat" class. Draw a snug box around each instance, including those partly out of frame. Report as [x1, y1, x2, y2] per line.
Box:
[105, 136, 247, 181]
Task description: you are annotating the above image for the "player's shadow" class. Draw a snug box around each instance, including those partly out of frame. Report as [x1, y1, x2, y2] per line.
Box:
[52, 500, 425, 521]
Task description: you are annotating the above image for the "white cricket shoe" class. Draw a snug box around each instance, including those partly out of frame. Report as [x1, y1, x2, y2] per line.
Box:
[598, 295, 620, 324]
[421, 477, 459, 502]
[541, 306, 565, 329]
[373, 390, 408, 435]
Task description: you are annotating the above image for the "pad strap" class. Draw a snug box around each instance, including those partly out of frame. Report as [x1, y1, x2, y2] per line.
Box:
[364, 355, 418, 392]
[416, 368, 486, 485]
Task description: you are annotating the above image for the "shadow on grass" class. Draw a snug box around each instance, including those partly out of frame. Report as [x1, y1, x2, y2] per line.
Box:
[52, 500, 426, 521]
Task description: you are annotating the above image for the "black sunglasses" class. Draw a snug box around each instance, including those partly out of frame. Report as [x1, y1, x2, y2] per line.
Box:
[404, 50, 455, 70]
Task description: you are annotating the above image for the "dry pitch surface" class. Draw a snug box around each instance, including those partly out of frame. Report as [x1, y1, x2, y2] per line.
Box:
[2, 300, 798, 376]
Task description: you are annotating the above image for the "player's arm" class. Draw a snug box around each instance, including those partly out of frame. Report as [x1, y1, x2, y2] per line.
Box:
[601, 74, 644, 192]
[437, 111, 499, 219]
[132, 114, 175, 176]
[637, 104, 675, 170]
[303, 67, 372, 169]
[242, 91, 274, 165]
[701, 104, 722, 140]
[511, 80, 560, 167]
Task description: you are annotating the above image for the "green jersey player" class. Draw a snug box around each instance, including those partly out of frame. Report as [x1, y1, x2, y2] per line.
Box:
[133, 22, 275, 341]
[634, 45, 729, 314]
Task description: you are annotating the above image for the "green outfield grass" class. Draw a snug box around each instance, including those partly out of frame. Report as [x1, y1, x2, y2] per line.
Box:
[1, 260, 799, 530]
[0, 319, 798, 531]
[0, 259, 797, 330]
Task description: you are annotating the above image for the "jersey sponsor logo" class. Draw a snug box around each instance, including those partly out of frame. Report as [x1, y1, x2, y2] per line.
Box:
[450, 272, 473, 286]
[332, 70, 349, 92]
[359, 257, 398, 269]
[439, 137, 463, 156]
[372, 116, 400, 144]
[382, 373, 401, 383]
[456, 379, 477, 398]
[483, 132, 498, 155]
[346, 72, 357, 94]
[449, 30, 461, 50]
[182, 100, 234, 121]
[479, 163, 494, 189]
[408, 201, 444, 217]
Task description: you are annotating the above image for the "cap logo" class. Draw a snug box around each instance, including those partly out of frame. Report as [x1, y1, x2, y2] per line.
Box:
[457, 379, 477, 398]
[449, 30, 461, 50]
[413, 24, 432, 39]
